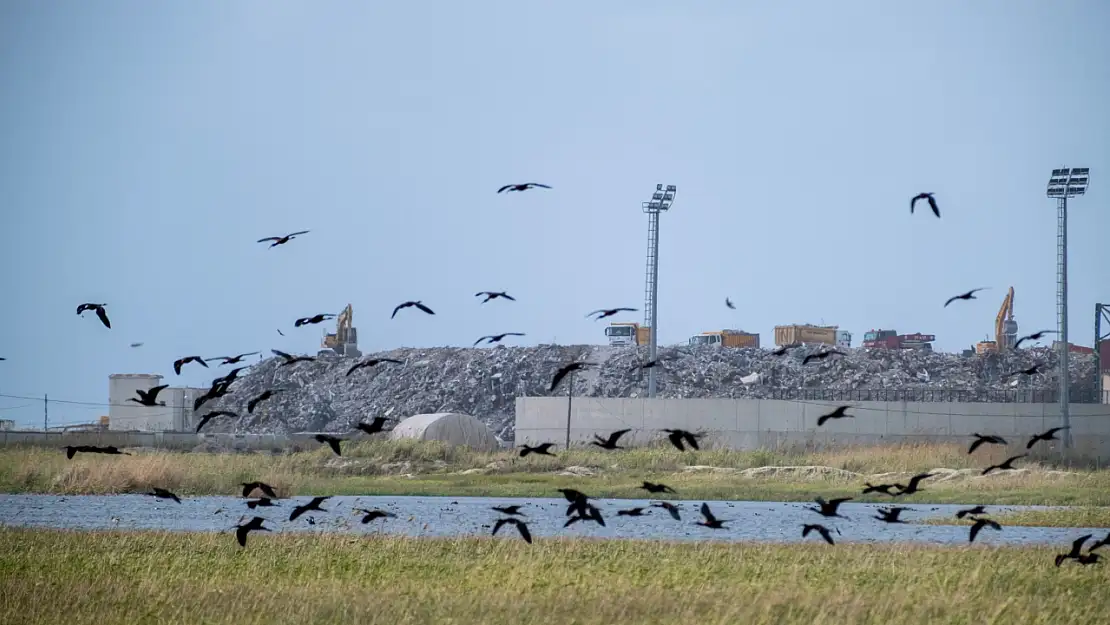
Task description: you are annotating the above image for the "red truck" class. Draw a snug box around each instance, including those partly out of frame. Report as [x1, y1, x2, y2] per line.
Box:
[862, 329, 935, 351]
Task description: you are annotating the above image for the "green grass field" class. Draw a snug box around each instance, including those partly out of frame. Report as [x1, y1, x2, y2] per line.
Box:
[1, 440, 1106, 505]
[1, 529, 1106, 625]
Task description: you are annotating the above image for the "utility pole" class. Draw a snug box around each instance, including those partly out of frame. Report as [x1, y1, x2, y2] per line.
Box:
[564, 372, 575, 450]
[43, 394, 48, 431]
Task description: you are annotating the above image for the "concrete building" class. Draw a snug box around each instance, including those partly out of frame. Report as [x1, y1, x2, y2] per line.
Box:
[108, 374, 206, 432]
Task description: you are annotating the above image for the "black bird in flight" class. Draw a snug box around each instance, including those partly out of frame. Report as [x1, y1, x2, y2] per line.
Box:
[652, 501, 682, 520]
[725, 297, 735, 310]
[476, 291, 516, 303]
[910, 192, 940, 218]
[241, 481, 278, 499]
[474, 332, 526, 346]
[246, 498, 277, 509]
[147, 487, 181, 504]
[661, 428, 702, 452]
[565, 504, 606, 528]
[247, 389, 282, 414]
[892, 472, 935, 495]
[257, 230, 309, 247]
[356, 417, 394, 435]
[294, 314, 335, 327]
[76, 303, 111, 329]
[802, 523, 837, 545]
[354, 508, 396, 524]
[346, 358, 403, 376]
[640, 481, 676, 495]
[128, 385, 169, 407]
[173, 356, 208, 375]
[817, 405, 853, 427]
[206, 352, 259, 366]
[591, 429, 631, 450]
[968, 433, 1007, 454]
[874, 507, 909, 524]
[491, 505, 525, 516]
[549, 361, 593, 392]
[618, 507, 648, 517]
[1007, 365, 1041, 377]
[696, 502, 727, 529]
[956, 505, 987, 519]
[289, 496, 330, 521]
[634, 359, 662, 370]
[982, 454, 1027, 475]
[810, 497, 852, 518]
[277, 329, 284, 336]
[1076, 553, 1103, 565]
[1014, 330, 1056, 349]
[63, 445, 130, 459]
[1027, 427, 1068, 449]
[557, 488, 591, 515]
[497, 182, 551, 194]
[770, 342, 801, 356]
[315, 434, 344, 456]
[195, 410, 236, 433]
[968, 517, 1002, 543]
[802, 350, 845, 365]
[392, 301, 435, 318]
[587, 307, 637, 320]
[1088, 532, 1110, 552]
[235, 516, 271, 547]
[944, 288, 989, 307]
[519, 442, 556, 458]
[271, 349, 315, 366]
[861, 482, 899, 496]
[492, 517, 533, 543]
[1055, 534, 1093, 567]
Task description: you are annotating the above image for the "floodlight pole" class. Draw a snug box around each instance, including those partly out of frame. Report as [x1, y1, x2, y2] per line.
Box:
[643, 184, 676, 398]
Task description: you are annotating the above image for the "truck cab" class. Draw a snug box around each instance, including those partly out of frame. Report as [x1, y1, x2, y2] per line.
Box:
[605, 322, 639, 346]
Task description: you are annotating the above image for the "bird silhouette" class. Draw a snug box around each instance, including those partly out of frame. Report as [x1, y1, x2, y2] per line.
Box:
[195, 410, 236, 433]
[241, 481, 278, 499]
[874, 507, 909, 524]
[1076, 553, 1102, 565]
[640, 481, 676, 494]
[476, 291, 516, 303]
[617, 507, 648, 517]
[968, 517, 1002, 543]
[955, 505, 987, 519]
[770, 342, 801, 356]
[810, 497, 852, 518]
[391, 301, 435, 318]
[565, 504, 606, 527]
[289, 496, 330, 521]
[235, 516, 271, 547]
[652, 501, 682, 520]
[257, 230, 309, 247]
[556, 489, 591, 517]
[519, 442, 556, 458]
[892, 472, 935, 495]
[346, 358, 403, 376]
[173, 356, 208, 375]
[1088, 532, 1110, 552]
[802, 350, 845, 365]
[491, 505, 525, 516]
[944, 288, 989, 307]
[661, 429, 702, 452]
[474, 332, 526, 346]
[1007, 365, 1041, 377]
[294, 314, 335, 327]
[205, 352, 259, 366]
[354, 508, 396, 524]
[1027, 427, 1068, 449]
[1055, 534, 1093, 566]
[802, 523, 837, 545]
[861, 482, 899, 496]
[590, 429, 631, 450]
[128, 385, 169, 407]
[696, 502, 727, 529]
[64, 445, 130, 459]
[271, 349, 315, 366]
[497, 183, 550, 194]
[492, 517, 533, 542]
[356, 417, 394, 435]
[76, 303, 111, 329]
[725, 297, 735, 309]
[247, 389, 282, 414]
[968, 434, 1007, 454]
[586, 307, 637, 320]
[910, 192, 940, 218]
[1014, 330, 1056, 349]
[981, 454, 1027, 475]
[246, 498, 277, 509]
[147, 487, 181, 504]
[817, 405, 853, 427]
[549, 362, 592, 392]
[315, 434, 344, 456]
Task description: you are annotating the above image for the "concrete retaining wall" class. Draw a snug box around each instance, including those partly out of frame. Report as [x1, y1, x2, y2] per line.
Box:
[515, 397, 1110, 460]
[0, 431, 299, 451]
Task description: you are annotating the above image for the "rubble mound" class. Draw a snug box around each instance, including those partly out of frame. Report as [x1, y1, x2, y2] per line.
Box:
[202, 344, 1098, 441]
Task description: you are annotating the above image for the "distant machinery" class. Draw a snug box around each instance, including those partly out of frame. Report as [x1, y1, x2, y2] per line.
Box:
[688, 329, 760, 348]
[976, 287, 1017, 354]
[320, 304, 361, 357]
[605, 321, 650, 347]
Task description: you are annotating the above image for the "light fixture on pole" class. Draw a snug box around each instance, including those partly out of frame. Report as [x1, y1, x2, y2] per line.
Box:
[642, 183, 677, 398]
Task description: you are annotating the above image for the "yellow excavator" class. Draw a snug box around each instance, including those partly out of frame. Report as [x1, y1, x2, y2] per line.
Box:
[975, 287, 1018, 354]
[320, 304, 362, 357]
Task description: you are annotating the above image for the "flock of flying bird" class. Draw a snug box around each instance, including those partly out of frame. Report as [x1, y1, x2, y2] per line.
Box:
[49, 184, 1096, 564]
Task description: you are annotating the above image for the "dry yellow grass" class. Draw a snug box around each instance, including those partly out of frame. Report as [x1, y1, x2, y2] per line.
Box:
[1, 440, 1106, 504]
[0, 528, 1106, 625]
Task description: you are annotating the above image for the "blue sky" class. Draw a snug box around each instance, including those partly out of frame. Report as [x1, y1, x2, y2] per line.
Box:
[1, 1, 1107, 428]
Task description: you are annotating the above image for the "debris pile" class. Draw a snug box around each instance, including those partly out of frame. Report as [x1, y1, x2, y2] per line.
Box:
[202, 345, 1099, 441]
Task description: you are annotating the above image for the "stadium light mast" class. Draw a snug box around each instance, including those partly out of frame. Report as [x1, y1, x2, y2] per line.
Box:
[643, 183, 676, 398]
[1046, 167, 1090, 449]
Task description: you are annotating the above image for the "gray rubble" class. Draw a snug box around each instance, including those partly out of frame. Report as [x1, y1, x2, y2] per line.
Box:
[200, 344, 1100, 441]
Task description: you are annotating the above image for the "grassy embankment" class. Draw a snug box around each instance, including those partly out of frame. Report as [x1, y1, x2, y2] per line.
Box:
[2, 440, 1108, 509]
[1, 528, 1106, 625]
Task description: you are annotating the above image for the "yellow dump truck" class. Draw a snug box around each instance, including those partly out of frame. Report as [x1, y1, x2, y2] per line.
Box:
[774, 324, 839, 347]
[606, 322, 651, 346]
[689, 329, 760, 348]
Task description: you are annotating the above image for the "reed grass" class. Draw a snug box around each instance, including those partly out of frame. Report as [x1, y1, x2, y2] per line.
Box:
[1, 441, 1107, 505]
[0, 528, 1105, 625]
